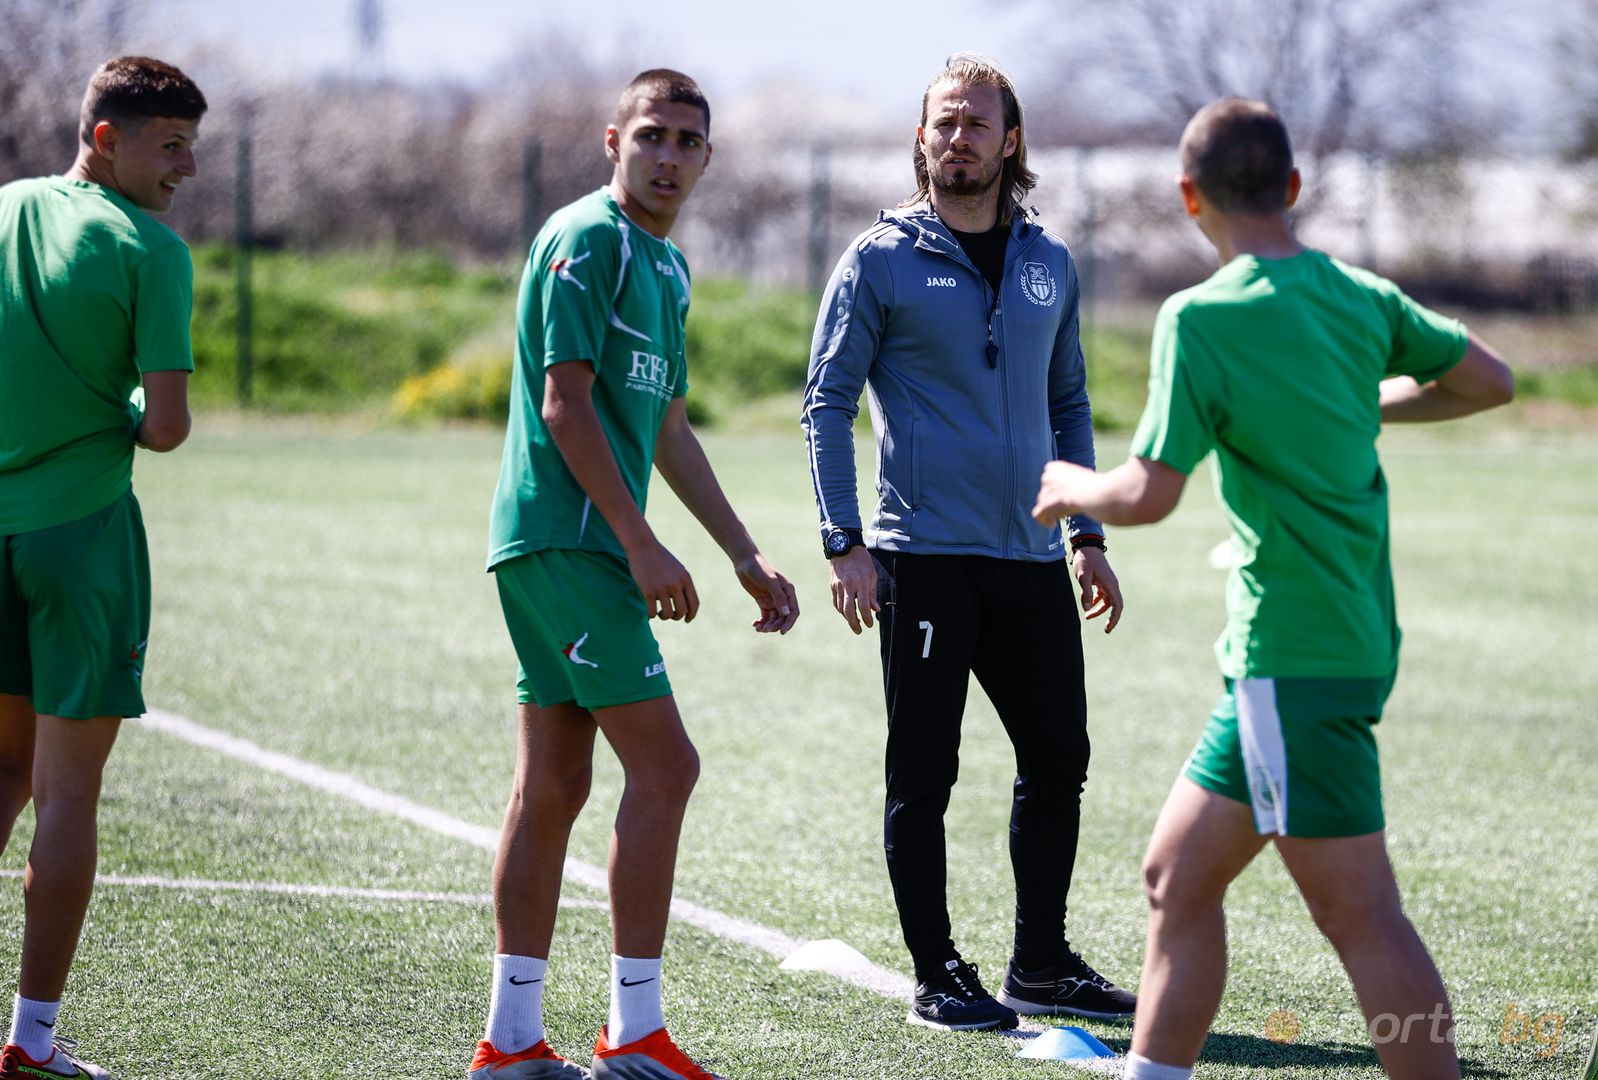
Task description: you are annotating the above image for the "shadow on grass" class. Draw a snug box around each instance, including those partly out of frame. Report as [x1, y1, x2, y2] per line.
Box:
[1154, 1033, 1511, 1076]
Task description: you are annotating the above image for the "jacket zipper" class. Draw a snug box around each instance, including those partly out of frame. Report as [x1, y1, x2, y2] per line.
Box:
[995, 231, 1038, 558]
[924, 223, 1040, 560]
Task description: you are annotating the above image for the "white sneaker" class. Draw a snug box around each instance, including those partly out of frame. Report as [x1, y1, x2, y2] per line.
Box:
[1, 1037, 111, 1079]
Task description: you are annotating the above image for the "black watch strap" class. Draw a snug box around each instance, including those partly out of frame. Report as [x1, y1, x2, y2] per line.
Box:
[1070, 533, 1107, 553]
[822, 527, 865, 559]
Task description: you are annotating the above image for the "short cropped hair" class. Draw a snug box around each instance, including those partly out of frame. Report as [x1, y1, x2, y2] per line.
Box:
[614, 69, 710, 137]
[1180, 98, 1294, 215]
[901, 53, 1038, 228]
[79, 56, 207, 148]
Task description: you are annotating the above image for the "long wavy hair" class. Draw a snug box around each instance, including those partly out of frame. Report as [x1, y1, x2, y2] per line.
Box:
[900, 54, 1037, 226]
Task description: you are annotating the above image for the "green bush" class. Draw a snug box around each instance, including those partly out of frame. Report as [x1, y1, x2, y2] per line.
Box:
[1515, 363, 1598, 408]
[684, 279, 815, 399]
[393, 337, 514, 422]
[190, 246, 1598, 428]
[189, 245, 514, 412]
[391, 277, 817, 426]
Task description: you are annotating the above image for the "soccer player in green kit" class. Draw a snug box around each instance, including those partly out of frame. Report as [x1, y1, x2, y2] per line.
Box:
[472, 70, 798, 1080]
[1032, 98, 1513, 1080]
[0, 57, 204, 1080]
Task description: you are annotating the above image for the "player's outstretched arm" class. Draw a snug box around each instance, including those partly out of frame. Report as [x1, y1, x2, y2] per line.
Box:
[135, 370, 191, 452]
[654, 399, 798, 634]
[544, 361, 698, 622]
[1380, 334, 1514, 423]
[1034, 455, 1187, 529]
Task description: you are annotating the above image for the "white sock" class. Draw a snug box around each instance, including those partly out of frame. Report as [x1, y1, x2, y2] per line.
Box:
[485, 954, 547, 1053]
[8, 994, 60, 1061]
[608, 955, 664, 1046]
[1122, 1051, 1194, 1080]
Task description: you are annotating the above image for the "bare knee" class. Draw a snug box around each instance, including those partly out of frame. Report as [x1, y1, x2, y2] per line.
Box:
[32, 762, 107, 816]
[1143, 852, 1228, 919]
[0, 759, 32, 819]
[625, 743, 700, 807]
[518, 758, 593, 825]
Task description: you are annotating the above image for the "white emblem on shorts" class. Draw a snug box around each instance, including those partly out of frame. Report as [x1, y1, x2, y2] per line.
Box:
[563, 632, 599, 669]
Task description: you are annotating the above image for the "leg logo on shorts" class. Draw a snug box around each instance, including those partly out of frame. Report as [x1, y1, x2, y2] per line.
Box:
[1250, 764, 1278, 812]
[563, 631, 600, 669]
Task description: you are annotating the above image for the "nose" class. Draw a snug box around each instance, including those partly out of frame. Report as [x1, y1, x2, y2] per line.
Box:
[177, 147, 197, 176]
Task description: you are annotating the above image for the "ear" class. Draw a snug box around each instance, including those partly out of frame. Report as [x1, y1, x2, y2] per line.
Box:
[604, 125, 621, 165]
[1284, 167, 1302, 209]
[1003, 126, 1019, 159]
[92, 120, 120, 159]
[702, 140, 713, 171]
[1178, 176, 1203, 219]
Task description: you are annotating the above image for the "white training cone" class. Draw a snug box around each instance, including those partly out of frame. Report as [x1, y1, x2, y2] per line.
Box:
[1017, 1025, 1118, 1061]
[779, 939, 874, 973]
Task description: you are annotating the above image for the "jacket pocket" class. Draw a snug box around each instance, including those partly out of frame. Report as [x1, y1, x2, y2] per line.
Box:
[908, 413, 920, 515]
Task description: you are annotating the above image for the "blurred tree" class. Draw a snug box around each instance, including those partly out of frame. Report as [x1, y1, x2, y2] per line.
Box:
[0, 0, 141, 181]
[1556, 0, 1598, 158]
[352, 0, 386, 76]
[1018, 0, 1489, 163]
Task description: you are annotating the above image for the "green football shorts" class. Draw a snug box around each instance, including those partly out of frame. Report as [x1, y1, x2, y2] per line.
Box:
[0, 491, 151, 720]
[1184, 675, 1393, 838]
[494, 548, 672, 710]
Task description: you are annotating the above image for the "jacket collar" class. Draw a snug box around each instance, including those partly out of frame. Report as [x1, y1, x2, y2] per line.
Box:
[878, 203, 1036, 255]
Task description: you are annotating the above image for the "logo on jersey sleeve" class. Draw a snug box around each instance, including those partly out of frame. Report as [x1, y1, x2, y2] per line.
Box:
[1021, 261, 1057, 306]
[563, 631, 600, 668]
[551, 250, 592, 291]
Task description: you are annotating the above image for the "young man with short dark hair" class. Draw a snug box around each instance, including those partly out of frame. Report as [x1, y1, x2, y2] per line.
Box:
[472, 69, 798, 1080]
[1033, 97, 1514, 1080]
[0, 55, 205, 1080]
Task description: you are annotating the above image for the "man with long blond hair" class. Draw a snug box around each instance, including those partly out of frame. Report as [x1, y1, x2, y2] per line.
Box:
[801, 54, 1135, 1032]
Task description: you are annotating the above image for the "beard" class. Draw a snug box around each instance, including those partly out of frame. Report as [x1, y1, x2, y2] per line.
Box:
[929, 152, 1003, 197]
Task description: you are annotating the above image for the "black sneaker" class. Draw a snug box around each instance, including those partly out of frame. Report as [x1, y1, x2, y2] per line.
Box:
[907, 958, 1020, 1031]
[997, 946, 1137, 1019]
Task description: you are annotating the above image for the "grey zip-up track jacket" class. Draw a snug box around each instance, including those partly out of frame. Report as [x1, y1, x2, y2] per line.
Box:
[801, 205, 1103, 562]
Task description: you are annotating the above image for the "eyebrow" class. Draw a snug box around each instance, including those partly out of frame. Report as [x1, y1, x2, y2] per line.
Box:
[636, 123, 706, 141]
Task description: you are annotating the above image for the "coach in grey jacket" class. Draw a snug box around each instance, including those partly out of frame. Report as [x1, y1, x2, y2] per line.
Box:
[801, 54, 1136, 1032]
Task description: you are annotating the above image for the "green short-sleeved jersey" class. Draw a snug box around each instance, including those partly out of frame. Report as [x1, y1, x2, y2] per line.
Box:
[0, 177, 195, 535]
[1132, 249, 1468, 679]
[487, 189, 690, 569]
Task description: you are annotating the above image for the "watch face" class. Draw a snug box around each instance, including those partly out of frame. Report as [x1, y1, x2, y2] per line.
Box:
[826, 531, 850, 554]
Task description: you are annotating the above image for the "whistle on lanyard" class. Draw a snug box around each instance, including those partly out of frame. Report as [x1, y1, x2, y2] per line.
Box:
[986, 300, 1000, 368]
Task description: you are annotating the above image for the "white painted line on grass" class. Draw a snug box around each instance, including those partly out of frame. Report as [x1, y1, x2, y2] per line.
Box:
[135, 708, 916, 1001]
[0, 869, 612, 910]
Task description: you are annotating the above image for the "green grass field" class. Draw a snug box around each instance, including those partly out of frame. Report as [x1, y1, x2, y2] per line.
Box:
[1, 420, 1593, 1078]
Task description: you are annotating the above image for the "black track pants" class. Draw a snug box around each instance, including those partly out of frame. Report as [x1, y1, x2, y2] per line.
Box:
[874, 551, 1091, 982]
